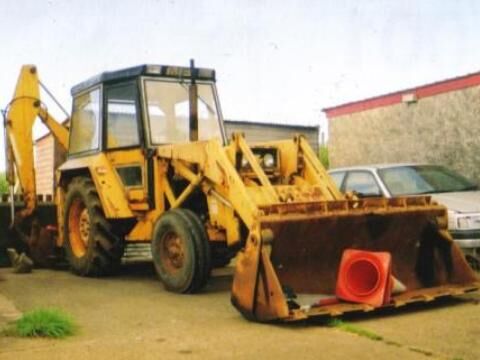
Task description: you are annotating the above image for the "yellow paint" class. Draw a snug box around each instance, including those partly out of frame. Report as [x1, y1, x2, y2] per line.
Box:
[58, 153, 134, 219]
[5, 65, 41, 217]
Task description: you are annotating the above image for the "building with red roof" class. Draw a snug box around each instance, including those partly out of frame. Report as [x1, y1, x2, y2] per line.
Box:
[324, 71, 480, 182]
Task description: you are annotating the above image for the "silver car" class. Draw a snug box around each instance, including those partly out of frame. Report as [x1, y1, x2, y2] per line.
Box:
[328, 163, 480, 270]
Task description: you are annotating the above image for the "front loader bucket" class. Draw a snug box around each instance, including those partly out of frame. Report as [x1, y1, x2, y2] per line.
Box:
[231, 197, 479, 322]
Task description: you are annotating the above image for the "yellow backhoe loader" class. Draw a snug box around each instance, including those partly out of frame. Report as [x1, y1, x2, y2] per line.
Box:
[1, 63, 478, 322]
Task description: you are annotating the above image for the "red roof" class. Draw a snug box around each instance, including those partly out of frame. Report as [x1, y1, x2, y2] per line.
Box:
[323, 70, 480, 118]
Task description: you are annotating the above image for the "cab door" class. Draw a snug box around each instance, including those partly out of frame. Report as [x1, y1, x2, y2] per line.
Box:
[103, 81, 150, 211]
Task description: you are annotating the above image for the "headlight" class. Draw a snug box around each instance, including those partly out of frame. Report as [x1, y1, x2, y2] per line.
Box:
[240, 147, 279, 172]
[455, 215, 480, 230]
[263, 153, 275, 168]
[457, 217, 471, 229]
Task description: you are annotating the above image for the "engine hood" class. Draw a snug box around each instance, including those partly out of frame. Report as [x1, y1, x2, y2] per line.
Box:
[431, 191, 480, 213]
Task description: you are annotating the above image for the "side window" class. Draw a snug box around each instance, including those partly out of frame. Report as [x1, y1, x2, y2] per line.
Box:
[106, 83, 140, 149]
[69, 88, 101, 154]
[344, 171, 382, 197]
[197, 84, 222, 141]
[329, 171, 346, 189]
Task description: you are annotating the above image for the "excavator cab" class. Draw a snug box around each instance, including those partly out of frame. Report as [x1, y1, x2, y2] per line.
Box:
[66, 64, 226, 204]
[68, 64, 225, 153]
[64, 64, 225, 213]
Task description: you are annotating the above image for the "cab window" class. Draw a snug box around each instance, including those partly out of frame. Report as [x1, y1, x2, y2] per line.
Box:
[145, 80, 222, 144]
[69, 88, 101, 154]
[106, 83, 140, 149]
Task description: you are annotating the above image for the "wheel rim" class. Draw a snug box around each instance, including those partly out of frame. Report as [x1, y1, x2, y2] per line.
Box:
[68, 198, 90, 258]
[160, 230, 185, 273]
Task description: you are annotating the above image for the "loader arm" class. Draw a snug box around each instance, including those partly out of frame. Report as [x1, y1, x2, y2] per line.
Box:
[3, 65, 69, 221]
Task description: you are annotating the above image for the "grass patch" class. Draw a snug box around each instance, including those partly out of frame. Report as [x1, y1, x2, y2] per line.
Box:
[3, 308, 77, 338]
[327, 319, 383, 341]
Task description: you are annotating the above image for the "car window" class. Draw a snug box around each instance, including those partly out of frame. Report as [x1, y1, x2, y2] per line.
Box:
[344, 171, 382, 197]
[378, 167, 433, 196]
[378, 165, 477, 196]
[329, 171, 346, 189]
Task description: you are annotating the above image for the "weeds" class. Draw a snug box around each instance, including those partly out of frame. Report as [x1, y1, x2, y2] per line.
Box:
[318, 145, 330, 169]
[3, 308, 77, 338]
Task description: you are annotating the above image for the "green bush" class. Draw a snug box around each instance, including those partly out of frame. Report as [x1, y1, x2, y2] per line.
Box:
[0, 172, 7, 194]
[319, 145, 330, 169]
[8, 308, 77, 338]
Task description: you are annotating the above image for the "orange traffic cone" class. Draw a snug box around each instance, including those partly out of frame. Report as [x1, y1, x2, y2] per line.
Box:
[335, 249, 400, 307]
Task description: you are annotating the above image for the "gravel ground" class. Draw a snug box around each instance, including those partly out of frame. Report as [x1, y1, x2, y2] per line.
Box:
[0, 264, 479, 360]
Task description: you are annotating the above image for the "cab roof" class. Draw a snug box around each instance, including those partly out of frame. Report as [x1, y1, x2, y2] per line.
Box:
[71, 64, 216, 95]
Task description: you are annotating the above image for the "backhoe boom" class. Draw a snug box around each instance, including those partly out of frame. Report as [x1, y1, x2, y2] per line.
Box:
[3, 65, 68, 221]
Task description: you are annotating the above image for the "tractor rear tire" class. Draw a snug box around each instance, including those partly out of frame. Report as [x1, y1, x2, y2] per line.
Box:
[63, 177, 124, 276]
[151, 209, 211, 293]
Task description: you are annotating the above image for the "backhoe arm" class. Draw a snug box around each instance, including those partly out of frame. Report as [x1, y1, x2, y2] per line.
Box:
[3, 65, 69, 220]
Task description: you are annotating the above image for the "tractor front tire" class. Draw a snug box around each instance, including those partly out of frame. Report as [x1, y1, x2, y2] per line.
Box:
[151, 209, 211, 293]
[63, 177, 124, 276]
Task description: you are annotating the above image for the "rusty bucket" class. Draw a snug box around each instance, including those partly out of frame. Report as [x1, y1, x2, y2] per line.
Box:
[232, 196, 480, 322]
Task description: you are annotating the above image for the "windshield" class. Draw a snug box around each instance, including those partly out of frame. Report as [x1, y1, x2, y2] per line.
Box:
[378, 165, 478, 196]
[144, 79, 224, 145]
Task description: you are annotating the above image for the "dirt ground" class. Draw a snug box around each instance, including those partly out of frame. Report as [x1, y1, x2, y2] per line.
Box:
[0, 264, 479, 360]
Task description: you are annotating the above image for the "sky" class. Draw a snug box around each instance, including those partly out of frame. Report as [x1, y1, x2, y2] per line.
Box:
[1, 0, 480, 170]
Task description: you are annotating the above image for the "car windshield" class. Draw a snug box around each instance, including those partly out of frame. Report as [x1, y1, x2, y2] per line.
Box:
[378, 165, 478, 196]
